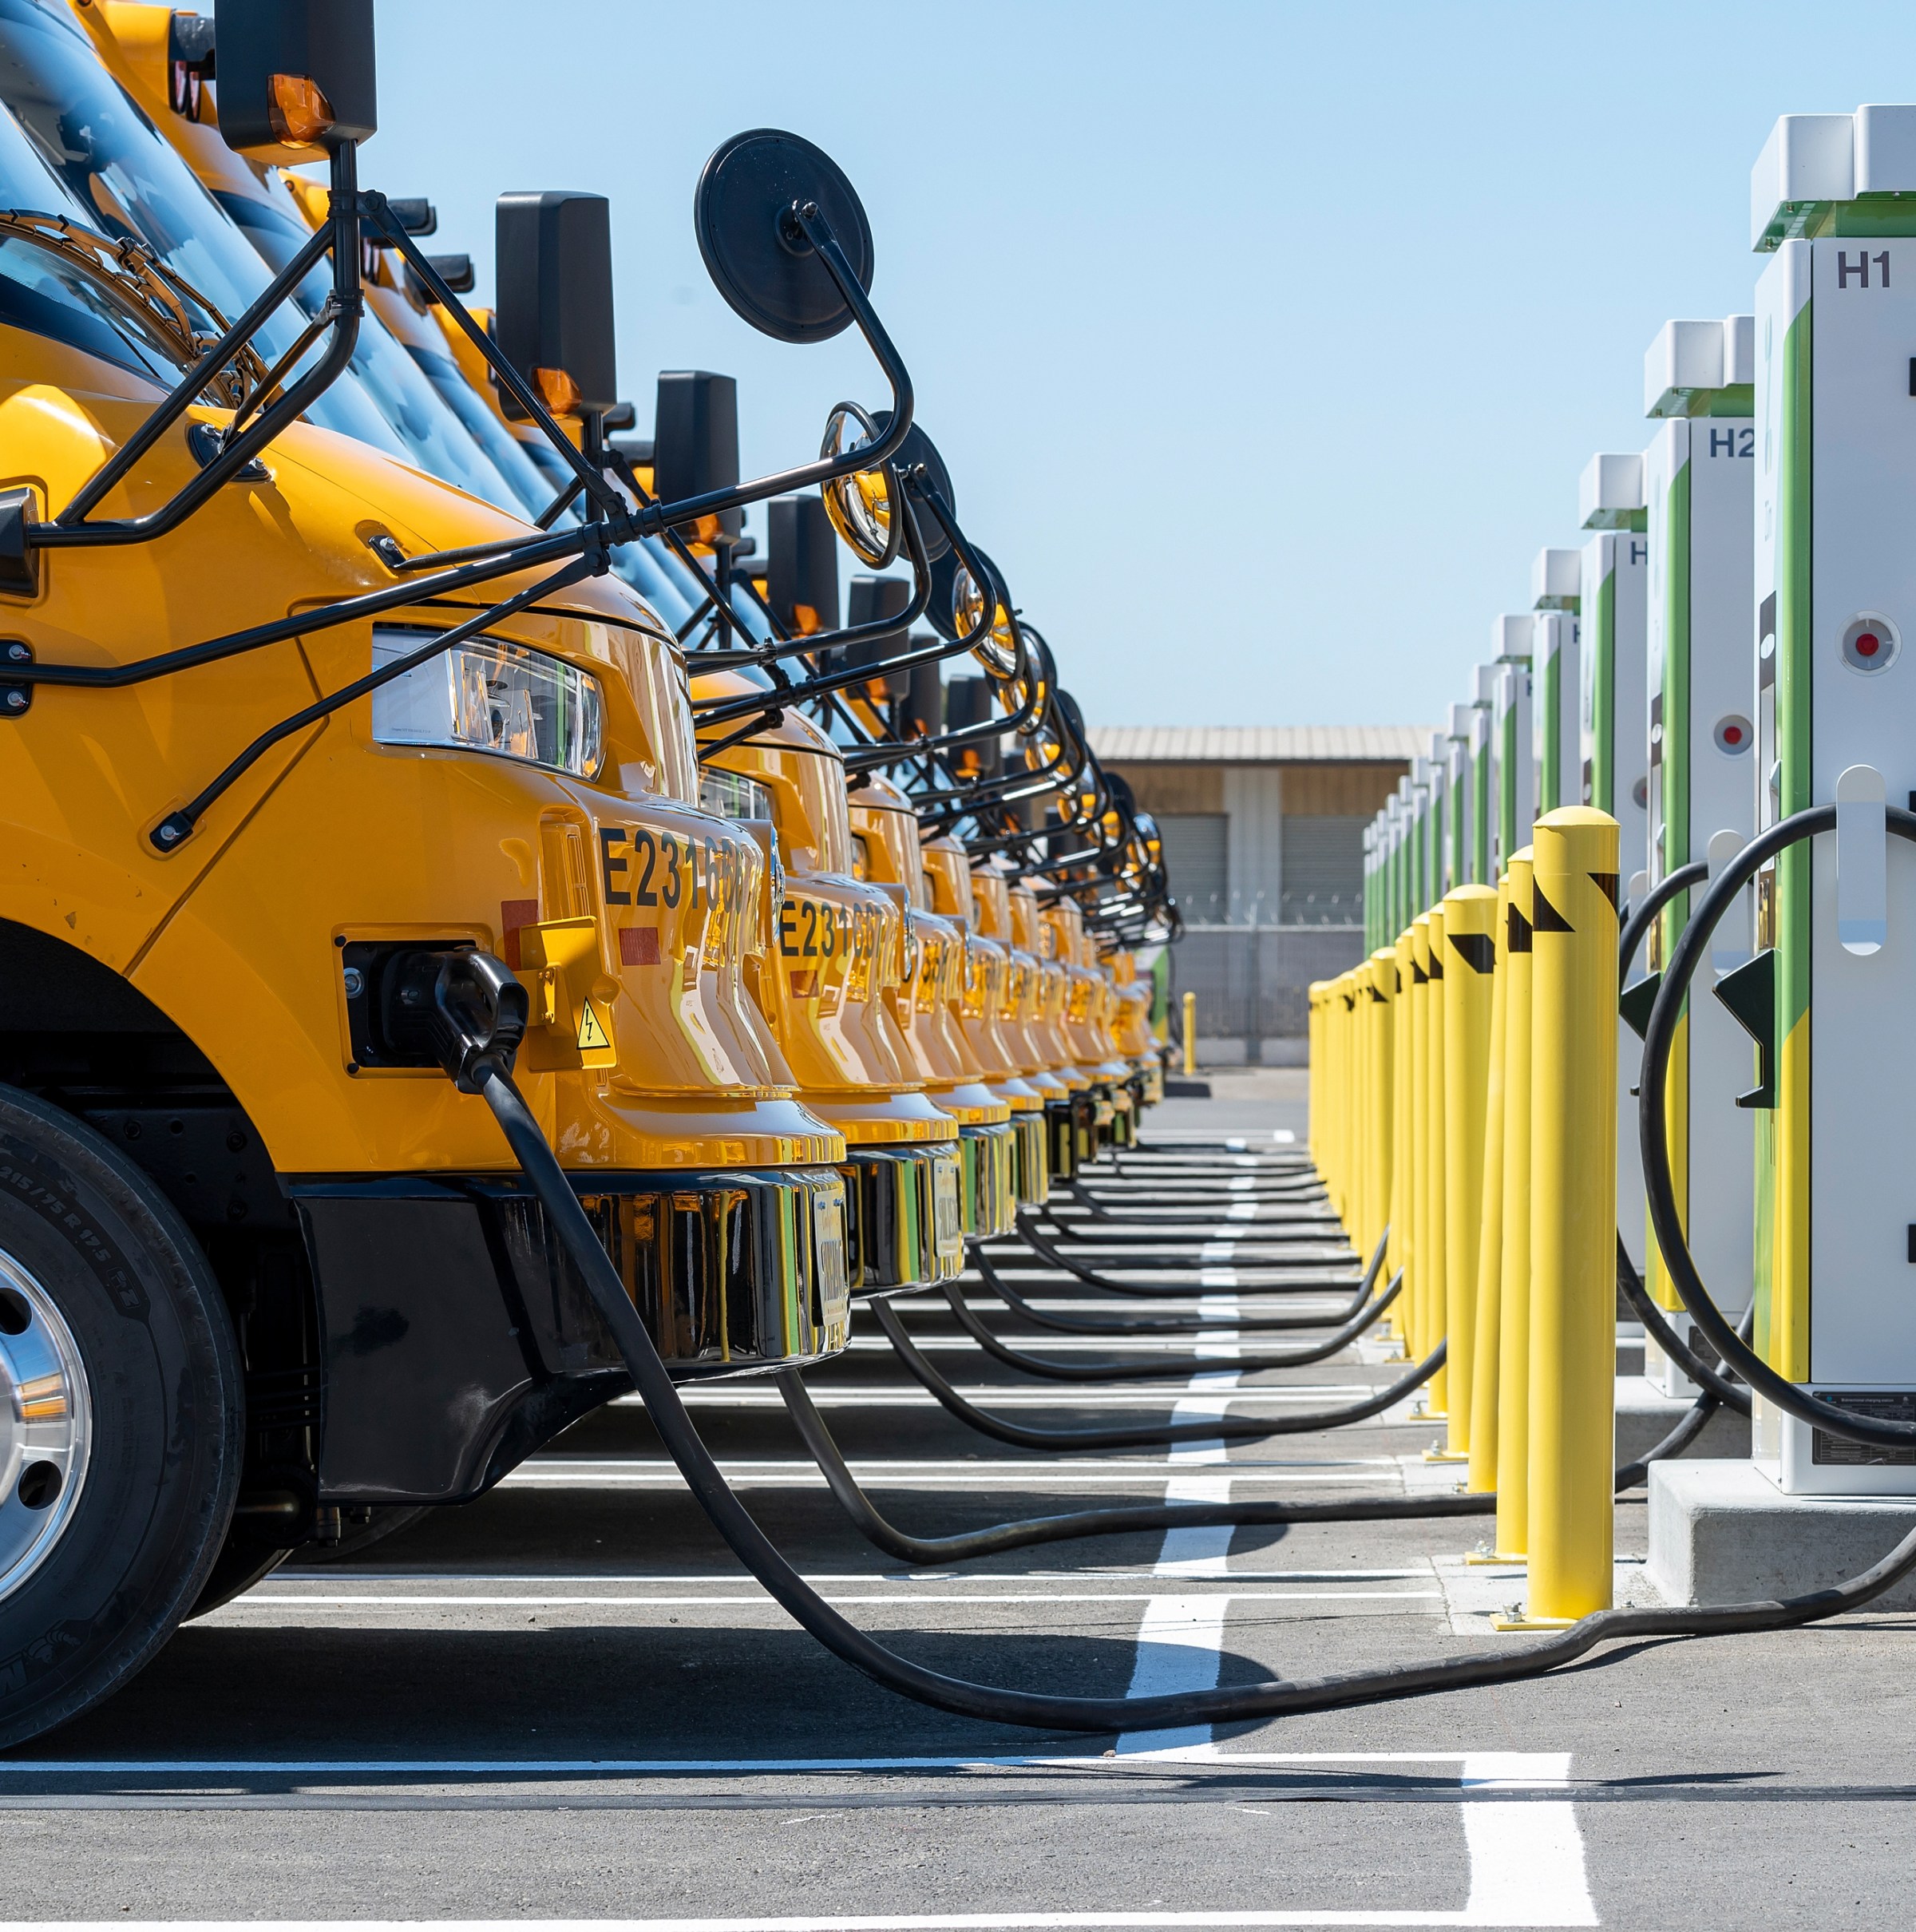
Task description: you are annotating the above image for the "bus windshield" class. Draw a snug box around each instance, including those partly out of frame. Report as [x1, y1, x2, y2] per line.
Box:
[0, 0, 451, 470]
[212, 187, 522, 514]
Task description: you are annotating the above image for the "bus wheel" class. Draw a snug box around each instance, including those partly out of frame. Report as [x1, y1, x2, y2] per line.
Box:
[0, 1086, 242, 1747]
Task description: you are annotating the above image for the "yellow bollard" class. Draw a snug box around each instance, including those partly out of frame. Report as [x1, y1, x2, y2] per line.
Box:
[1337, 972, 1359, 1228]
[1367, 947, 1396, 1282]
[1419, 910, 1449, 1416]
[1182, 990, 1198, 1079]
[1324, 974, 1349, 1221]
[1407, 916, 1432, 1369]
[1523, 809, 1621, 1622]
[1344, 958, 1360, 1244]
[1494, 851, 1535, 1559]
[1389, 929, 1415, 1302]
[1440, 885, 1498, 1455]
[1466, 872, 1512, 1495]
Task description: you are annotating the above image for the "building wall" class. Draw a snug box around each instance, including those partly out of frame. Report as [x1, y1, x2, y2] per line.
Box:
[1108, 758, 1407, 931]
[1103, 756, 1406, 1048]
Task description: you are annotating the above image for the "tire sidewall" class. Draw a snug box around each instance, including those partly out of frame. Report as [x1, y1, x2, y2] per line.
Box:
[0, 1085, 241, 1748]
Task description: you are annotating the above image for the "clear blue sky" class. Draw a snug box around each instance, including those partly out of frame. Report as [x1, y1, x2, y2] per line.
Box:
[352, 1, 1913, 730]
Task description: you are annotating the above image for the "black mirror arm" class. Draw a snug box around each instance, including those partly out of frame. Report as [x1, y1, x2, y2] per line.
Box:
[696, 490, 1025, 729]
[14, 521, 595, 695]
[148, 548, 603, 854]
[365, 196, 627, 523]
[842, 615, 1047, 774]
[849, 628, 1045, 773]
[628, 203, 915, 540]
[689, 508, 945, 718]
[36, 150, 362, 550]
[688, 487, 939, 672]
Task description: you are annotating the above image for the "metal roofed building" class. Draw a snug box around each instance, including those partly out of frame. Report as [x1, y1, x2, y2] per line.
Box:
[1091, 723, 1427, 1063]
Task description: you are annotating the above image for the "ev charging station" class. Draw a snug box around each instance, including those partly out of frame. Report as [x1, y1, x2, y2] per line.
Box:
[1388, 780, 1412, 937]
[1580, 452, 1652, 1274]
[1427, 729, 1455, 905]
[1447, 704, 1473, 890]
[1530, 548, 1582, 818]
[1641, 311, 1759, 1396]
[1491, 615, 1534, 874]
[1579, 453, 1651, 871]
[1751, 106, 1916, 1493]
[1408, 758, 1433, 920]
[1471, 664, 1498, 884]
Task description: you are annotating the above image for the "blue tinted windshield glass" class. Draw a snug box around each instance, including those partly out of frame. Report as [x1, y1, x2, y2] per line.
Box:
[0, 0, 406, 453]
[0, 225, 189, 384]
[404, 339, 551, 519]
[213, 188, 522, 513]
[613, 537, 695, 631]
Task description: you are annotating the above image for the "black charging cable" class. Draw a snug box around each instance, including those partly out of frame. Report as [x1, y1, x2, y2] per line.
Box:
[1640, 803, 1916, 1451]
[936, 1269, 1403, 1382]
[1007, 1210, 1354, 1297]
[870, 1296, 1444, 1451]
[476, 1054, 1908, 1730]
[971, 1242, 1381, 1336]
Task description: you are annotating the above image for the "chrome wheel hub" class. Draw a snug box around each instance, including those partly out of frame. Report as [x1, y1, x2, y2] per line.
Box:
[0, 1249, 91, 1603]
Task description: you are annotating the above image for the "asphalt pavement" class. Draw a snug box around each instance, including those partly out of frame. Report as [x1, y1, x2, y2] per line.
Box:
[6, 1067, 1914, 1930]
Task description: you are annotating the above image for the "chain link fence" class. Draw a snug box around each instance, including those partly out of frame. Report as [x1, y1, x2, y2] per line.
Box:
[1169, 920, 1368, 1062]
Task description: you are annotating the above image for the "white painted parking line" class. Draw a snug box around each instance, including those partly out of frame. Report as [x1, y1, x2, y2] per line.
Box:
[493, 1467, 1390, 1491]
[612, 1388, 1377, 1411]
[1117, 1340, 1240, 1756]
[2, 1752, 1593, 1926]
[505, 1456, 1395, 1471]
[212, 1590, 1440, 1610]
[270, 1570, 1432, 1586]
[0, 1749, 1569, 1776]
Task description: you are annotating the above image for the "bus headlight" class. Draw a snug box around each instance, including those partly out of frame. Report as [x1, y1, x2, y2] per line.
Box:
[371, 628, 604, 778]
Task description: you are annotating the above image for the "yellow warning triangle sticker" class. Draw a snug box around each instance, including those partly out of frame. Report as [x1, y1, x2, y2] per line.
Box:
[576, 1000, 612, 1051]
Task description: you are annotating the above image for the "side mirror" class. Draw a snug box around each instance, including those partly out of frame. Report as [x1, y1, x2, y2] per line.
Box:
[168, 13, 217, 121]
[945, 675, 1003, 778]
[905, 661, 943, 740]
[840, 580, 913, 699]
[820, 410, 954, 569]
[494, 191, 617, 419]
[929, 544, 1012, 666]
[405, 253, 474, 303]
[654, 370, 741, 542]
[695, 129, 873, 344]
[767, 494, 840, 632]
[215, 0, 377, 159]
[366, 198, 437, 247]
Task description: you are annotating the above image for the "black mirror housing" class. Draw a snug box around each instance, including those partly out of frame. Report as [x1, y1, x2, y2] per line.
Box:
[406, 253, 474, 305]
[840, 578, 912, 699]
[767, 495, 839, 632]
[905, 659, 943, 740]
[214, 0, 378, 157]
[495, 191, 618, 418]
[654, 371, 741, 540]
[945, 675, 1003, 776]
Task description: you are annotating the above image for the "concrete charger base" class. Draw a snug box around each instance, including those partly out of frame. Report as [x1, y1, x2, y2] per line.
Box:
[1647, 1459, 1916, 1611]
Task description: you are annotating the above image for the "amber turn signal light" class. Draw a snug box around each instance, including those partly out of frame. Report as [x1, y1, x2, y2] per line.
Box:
[268, 73, 335, 147]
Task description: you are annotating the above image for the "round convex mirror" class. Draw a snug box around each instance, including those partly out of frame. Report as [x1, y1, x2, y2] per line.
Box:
[867, 414, 955, 564]
[695, 129, 875, 345]
[819, 401, 899, 567]
[949, 548, 1020, 678]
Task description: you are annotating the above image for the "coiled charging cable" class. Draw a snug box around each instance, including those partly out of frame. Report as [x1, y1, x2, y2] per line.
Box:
[1640, 803, 1916, 1451]
[475, 1061, 1916, 1730]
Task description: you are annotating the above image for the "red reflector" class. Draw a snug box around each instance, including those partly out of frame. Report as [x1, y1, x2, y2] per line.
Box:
[619, 925, 661, 967]
[498, 898, 540, 968]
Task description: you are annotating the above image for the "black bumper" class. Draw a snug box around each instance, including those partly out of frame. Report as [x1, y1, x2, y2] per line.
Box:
[290, 1165, 849, 1505]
